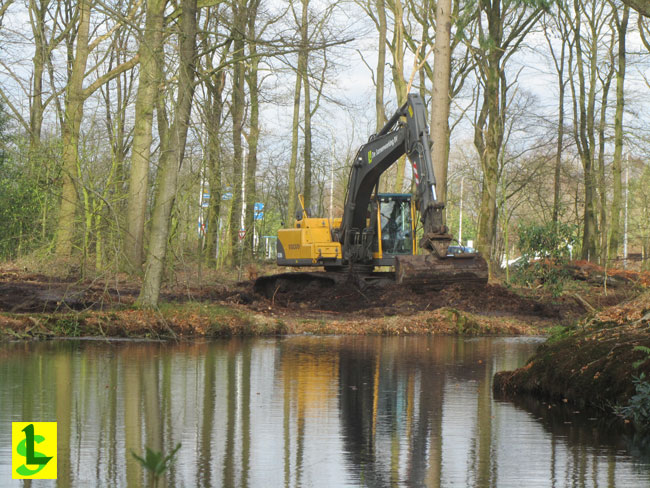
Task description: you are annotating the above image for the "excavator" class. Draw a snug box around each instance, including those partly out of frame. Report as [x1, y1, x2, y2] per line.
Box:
[254, 93, 487, 297]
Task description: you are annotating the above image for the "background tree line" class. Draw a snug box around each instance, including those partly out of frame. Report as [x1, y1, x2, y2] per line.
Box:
[0, 0, 649, 305]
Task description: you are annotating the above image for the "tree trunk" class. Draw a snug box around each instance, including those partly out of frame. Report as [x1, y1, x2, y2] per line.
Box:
[55, 0, 139, 261]
[300, 0, 312, 211]
[389, 0, 407, 192]
[205, 71, 227, 265]
[597, 66, 613, 264]
[29, 0, 46, 155]
[286, 0, 309, 225]
[244, 0, 261, 259]
[138, 0, 197, 307]
[609, 5, 629, 261]
[303, 66, 312, 211]
[55, 0, 91, 259]
[227, 0, 247, 264]
[571, 0, 601, 261]
[124, 0, 166, 272]
[375, 0, 387, 130]
[547, 17, 568, 224]
[475, 37, 504, 274]
[430, 0, 452, 219]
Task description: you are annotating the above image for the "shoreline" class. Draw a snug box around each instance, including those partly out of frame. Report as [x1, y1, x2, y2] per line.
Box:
[0, 302, 546, 341]
[494, 291, 650, 432]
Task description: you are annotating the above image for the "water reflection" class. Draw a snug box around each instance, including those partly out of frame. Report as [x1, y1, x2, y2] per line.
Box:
[0, 336, 649, 487]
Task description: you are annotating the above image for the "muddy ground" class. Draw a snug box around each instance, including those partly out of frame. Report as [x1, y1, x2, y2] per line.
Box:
[0, 264, 641, 333]
[494, 291, 650, 428]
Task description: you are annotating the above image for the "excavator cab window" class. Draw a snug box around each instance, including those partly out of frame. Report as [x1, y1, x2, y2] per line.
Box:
[378, 194, 413, 255]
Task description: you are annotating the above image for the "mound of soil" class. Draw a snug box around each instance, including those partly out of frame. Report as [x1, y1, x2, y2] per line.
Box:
[494, 292, 650, 412]
[244, 274, 586, 324]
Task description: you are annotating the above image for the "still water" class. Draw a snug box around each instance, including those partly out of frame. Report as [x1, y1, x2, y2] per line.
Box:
[1, 336, 649, 487]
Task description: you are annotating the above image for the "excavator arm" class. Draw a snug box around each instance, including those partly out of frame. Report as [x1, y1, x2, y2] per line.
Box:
[256, 92, 487, 298]
[338, 93, 451, 264]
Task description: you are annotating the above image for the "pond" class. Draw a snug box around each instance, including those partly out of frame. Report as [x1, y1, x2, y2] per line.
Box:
[1, 336, 649, 487]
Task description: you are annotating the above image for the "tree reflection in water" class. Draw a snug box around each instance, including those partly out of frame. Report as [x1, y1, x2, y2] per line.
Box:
[0, 337, 649, 487]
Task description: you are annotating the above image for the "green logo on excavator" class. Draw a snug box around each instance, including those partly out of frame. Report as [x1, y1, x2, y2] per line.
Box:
[368, 150, 373, 164]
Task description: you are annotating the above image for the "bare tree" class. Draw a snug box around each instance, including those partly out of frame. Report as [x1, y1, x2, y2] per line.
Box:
[543, 5, 571, 223]
[138, 0, 198, 306]
[430, 0, 452, 219]
[470, 0, 545, 273]
[243, 0, 262, 257]
[226, 0, 247, 265]
[286, 0, 308, 225]
[608, 3, 630, 261]
[55, 0, 140, 260]
[567, 0, 612, 261]
[124, 0, 167, 272]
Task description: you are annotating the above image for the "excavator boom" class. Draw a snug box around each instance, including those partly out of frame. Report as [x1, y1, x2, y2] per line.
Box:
[256, 93, 487, 297]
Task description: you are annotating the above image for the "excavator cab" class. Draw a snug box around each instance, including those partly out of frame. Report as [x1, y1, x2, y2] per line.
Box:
[376, 194, 415, 257]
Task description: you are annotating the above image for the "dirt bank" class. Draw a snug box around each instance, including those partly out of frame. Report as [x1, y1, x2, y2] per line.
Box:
[0, 264, 642, 339]
[494, 291, 650, 420]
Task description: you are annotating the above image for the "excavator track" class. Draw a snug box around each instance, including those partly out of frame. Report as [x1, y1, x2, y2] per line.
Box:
[253, 270, 394, 299]
[254, 255, 488, 300]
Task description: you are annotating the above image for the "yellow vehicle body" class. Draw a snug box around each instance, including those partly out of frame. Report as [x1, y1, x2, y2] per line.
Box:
[276, 195, 418, 268]
[277, 217, 342, 265]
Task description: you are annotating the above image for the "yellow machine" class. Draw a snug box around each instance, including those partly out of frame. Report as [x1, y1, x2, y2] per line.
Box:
[277, 194, 417, 268]
[256, 93, 487, 294]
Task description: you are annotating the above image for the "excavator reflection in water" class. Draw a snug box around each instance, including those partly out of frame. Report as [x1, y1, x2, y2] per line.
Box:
[255, 94, 487, 296]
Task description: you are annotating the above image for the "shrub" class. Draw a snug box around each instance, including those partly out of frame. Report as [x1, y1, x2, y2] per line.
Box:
[614, 373, 650, 432]
[512, 221, 577, 296]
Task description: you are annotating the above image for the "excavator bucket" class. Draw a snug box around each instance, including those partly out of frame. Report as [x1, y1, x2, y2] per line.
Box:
[394, 253, 489, 289]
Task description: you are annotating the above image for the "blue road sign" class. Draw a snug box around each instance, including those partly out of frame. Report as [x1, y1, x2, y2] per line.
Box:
[254, 202, 264, 220]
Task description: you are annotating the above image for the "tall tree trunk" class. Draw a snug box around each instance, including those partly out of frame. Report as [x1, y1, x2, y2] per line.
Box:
[571, 0, 601, 261]
[430, 0, 452, 220]
[303, 68, 312, 210]
[286, 68, 302, 225]
[286, 0, 309, 225]
[138, 0, 197, 306]
[475, 25, 504, 274]
[597, 65, 613, 264]
[55, 0, 139, 261]
[545, 15, 568, 224]
[389, 0, 407, 192]
[124, 0, 166, 272]
[244, 0, 261, 258]
[29, 0, 46, 155]
[554, 79, 565, 224]
[201, 19, 232, 265]
[55, 0, 91, 259]
[609, 5, 629, 261]
[205, 71, 227, 265]
[472, 0, 542, 274]
[227, 0, 247, 263]
[300, 0, 312, 211]
[375, 0, 387, 130]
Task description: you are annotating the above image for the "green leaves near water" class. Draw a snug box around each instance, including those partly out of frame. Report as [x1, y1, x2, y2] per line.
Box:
[132, 443, 181, 488]
[633, 345, 650, 369]
[614, 347, 650, 431]
[614, 374, 650, 432]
